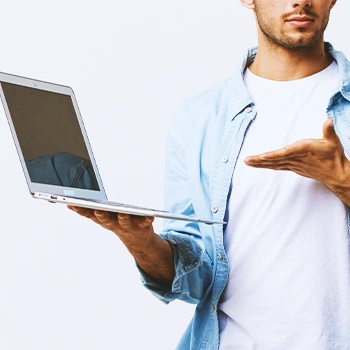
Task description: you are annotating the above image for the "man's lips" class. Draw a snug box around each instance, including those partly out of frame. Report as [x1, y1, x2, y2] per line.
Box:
[285, 16, 315, 27]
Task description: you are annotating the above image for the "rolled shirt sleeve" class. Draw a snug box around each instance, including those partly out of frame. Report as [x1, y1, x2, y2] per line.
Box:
[138, 102, 215, 305]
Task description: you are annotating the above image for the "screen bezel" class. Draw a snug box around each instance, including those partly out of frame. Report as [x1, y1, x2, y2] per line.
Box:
[0, 71, 107, 201]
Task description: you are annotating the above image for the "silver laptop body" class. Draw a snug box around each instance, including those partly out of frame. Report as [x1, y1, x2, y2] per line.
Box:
[0, 71, 223, 225]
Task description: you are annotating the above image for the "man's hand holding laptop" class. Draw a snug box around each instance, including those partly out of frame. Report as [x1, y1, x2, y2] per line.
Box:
[68, 206, 175, 289]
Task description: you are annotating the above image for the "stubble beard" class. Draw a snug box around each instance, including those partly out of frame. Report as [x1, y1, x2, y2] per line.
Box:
[254, 5, 331, 53]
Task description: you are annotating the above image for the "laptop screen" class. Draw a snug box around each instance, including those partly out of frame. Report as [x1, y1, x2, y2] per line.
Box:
[1, 81, 100, 191]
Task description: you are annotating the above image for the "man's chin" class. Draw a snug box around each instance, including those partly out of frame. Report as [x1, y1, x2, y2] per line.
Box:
[275, 33, 322, 51]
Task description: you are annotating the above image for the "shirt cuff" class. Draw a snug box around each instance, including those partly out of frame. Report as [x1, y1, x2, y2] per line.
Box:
[137, 230, 205, 304]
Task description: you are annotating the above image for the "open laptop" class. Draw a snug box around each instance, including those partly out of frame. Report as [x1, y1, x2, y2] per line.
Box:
[0, 71, 223, 225]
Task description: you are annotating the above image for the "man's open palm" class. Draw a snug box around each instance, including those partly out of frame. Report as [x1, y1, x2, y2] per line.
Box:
[244, 119, 350, 194]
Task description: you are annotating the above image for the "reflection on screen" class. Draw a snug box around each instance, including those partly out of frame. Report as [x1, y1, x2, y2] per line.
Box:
[1, 82, 100, 191]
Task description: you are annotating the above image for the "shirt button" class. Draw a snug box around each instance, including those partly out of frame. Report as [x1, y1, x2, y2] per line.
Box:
[245, 106, 252, 113]
[197, 260, 203, 266]
[212, 305, 216, 312]
[218, 254, 223, 260]
[221, 156, 228, 163]
[211, 205, 218, 213]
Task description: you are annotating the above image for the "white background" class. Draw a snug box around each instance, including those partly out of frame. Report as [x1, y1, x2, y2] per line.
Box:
[0, 1, 349, 349]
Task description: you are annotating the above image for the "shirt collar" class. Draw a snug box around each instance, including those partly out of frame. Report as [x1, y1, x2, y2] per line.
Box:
[229, 43, 350, 121]
[327, 42, 350, 101]
[229, 48, 256, 120]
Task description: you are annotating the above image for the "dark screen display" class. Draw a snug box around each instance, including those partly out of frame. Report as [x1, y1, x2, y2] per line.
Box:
[1, 82, 100, 191]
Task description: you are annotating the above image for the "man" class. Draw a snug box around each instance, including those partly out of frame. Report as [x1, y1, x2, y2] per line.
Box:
[70, 0, 350, 348]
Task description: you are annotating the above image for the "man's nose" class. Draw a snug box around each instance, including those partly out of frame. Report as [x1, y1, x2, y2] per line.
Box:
[292, 0, 312, 8]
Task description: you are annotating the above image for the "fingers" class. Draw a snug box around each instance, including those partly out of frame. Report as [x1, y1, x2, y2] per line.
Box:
[246, 160, 291, 169]
[94, 210, 153, 225]
[93, 210, 122, 229]
[114, 213, 154, 228]
[259, 146, 292, 160]
[323, 118, 343, 149]
[323, 118, 340, 145]
[68, 205, 95, 218]
[246, 120, 339, 166]
[245, 142, 301, 164]
[94, 211, 154, 235]
[68, 206, 154, 230]
[245, 144, 297, 164]
[68, 205, 103, 224]
[245, 136, 328, 166]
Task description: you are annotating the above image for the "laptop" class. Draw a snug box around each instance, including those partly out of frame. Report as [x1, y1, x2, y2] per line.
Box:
[0, 71, 223, 225]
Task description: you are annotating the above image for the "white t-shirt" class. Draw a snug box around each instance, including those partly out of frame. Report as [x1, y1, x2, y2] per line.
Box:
[218, 62, 350, 349]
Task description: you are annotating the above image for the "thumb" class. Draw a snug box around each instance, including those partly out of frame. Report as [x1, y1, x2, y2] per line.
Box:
[323, 118, 338, 142]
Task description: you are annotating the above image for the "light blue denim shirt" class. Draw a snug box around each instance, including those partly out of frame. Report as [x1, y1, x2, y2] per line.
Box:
[140, 43, 350, 350]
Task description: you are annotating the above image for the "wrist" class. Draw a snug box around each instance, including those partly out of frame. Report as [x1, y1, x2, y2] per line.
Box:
[326, 162, 350, 207]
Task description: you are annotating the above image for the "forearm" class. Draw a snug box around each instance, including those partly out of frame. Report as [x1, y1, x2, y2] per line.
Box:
[118, 230, 175, 289]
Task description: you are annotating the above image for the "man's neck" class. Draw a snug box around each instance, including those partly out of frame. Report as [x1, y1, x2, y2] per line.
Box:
[249, 39, 334, 81]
